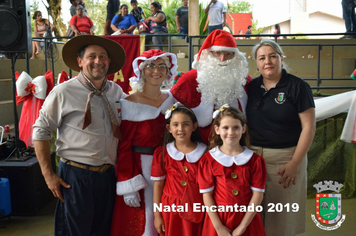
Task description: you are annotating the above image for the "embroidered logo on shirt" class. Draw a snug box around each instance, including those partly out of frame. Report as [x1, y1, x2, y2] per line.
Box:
[275, 92, 286, 104]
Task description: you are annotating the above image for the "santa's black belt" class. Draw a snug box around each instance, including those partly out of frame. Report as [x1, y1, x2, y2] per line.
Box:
[132, 146, 156, 154]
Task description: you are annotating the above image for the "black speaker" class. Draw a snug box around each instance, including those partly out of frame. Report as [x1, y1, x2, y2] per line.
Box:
[0, 0, 31, 53]
[0, 154, 56, 216]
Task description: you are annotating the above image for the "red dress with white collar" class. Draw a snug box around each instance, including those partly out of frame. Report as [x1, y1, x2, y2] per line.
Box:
[198, 147, 267, 236]
[151, 142, 207, 236]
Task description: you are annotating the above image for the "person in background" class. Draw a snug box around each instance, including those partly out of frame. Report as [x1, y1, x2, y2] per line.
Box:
[77, 0, 87, 15]
[246, 39, 315, 236]
[142, 2, 168, 50]
[176, 0, 189, 39]
[245, 25, 252, 39]
[130, 0, 146, 25]
[33, 35, 127, 236]
[274, 23, 281, 40]
[69, 0, 78, 17]
[204, 0, 226, 34]
[104, 0, 120, 35]
[70, 5, 94, 35]
[111, 4, 137, 35]
[341, 0, 356, 38]
[237, 29, 244, 39]
[31, 10, 54, 59]
[110, 49, 177, 236]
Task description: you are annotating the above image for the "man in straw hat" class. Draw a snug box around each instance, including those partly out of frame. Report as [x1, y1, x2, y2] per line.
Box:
[171, 30, 250, 144]
[33, 35, 126, 236]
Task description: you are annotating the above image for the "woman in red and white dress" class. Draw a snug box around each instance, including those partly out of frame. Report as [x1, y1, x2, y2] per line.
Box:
[111, 49, 177, 236]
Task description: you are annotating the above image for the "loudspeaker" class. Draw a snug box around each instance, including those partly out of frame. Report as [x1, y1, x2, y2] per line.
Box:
[0, 0, 32, 53]
[0, 154, 56, 216]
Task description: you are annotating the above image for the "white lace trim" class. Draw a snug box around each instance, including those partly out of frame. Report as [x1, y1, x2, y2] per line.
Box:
[120, 90, 173, 121]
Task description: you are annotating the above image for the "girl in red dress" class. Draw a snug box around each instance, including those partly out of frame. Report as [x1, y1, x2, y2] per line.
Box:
[198, 104, 267, 236]
[151, 102, 207, 236]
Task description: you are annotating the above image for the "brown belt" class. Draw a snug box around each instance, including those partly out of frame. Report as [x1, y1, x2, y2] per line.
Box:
[60, 157, 112, 173]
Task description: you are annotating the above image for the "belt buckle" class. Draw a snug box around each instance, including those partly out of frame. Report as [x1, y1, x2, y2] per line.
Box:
[98, 165, 108, 173]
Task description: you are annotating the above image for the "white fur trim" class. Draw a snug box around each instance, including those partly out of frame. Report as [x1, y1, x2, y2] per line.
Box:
[209, 147, 254, 167]
[140, 154, 157, 236]
[120, 90, 174, 121]
[192, 99, 240, 128]
[151, 175, 166, 181]
[116, 174, 147, 195]
[132, 52, 178, 82]
[193, 48, 239, 69]
[239, 89, 248, 115]
[191, 103, 214, 127]
[209, 46, 238, 53]
[167, 142, 207, 163]
[200, 186, 214, 193]
[251, 186, 265, 193]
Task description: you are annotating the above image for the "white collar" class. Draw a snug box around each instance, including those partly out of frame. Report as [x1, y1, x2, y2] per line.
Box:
[120, 90, 173, 121]
[167, 142, 206, 163]
[209, 146, 254, 167]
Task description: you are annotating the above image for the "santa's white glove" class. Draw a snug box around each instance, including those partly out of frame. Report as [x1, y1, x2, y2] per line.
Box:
[124, 192, 141, 207]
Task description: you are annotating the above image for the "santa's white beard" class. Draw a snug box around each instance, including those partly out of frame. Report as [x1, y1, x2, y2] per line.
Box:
[196, 54, 249, 108]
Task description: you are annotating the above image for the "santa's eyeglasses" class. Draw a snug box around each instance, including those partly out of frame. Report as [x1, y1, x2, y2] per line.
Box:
[210, 51, 235, 60]
[145, 64, 168, 71]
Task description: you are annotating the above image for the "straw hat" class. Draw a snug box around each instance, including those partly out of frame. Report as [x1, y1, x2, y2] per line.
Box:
[62, 35, 126, 75]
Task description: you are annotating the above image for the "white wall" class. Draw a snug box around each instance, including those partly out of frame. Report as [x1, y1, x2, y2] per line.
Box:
[308, 13, 345, 38]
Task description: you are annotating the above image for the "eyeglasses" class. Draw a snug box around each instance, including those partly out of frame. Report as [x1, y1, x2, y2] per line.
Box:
[145, 64, 168, 71]
[254, 91, 268, 109]
[211, 51, 235, 60]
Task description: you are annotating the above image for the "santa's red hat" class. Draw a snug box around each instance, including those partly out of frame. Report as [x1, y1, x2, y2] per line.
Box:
[192, 30, 238, 68]
[130, 49, 178, 84]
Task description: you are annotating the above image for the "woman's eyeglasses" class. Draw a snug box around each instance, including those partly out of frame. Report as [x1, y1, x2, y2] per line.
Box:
[145, 64, 168, 71]
[254, 91, 268, 109]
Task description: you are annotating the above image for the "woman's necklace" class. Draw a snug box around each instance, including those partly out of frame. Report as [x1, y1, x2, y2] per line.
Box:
[141, 91, 162, 100]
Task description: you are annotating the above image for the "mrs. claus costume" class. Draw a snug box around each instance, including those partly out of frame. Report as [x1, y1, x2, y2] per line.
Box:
[110, 50, 177, 236]
[170, 30, 250, 144]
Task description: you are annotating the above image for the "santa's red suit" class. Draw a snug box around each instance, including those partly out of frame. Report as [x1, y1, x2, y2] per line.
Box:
[171, 69, 251, 144]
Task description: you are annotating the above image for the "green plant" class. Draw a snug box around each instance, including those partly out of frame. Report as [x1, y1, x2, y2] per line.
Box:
[199, 3, 208, 35]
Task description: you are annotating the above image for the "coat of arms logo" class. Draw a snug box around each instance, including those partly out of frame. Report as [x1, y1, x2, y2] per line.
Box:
[311, 180, 346, 230]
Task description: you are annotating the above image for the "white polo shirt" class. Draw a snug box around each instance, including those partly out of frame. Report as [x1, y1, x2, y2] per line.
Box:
[208, 1, 226, 26]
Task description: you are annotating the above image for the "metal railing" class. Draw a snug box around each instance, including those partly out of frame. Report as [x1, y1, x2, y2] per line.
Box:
[29, 32, 356, 91]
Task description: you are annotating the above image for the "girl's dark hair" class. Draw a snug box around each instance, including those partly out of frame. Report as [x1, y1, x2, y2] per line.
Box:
[275, 24, 281, 34]
[163, 104, 203, 145]
[130, 0, 138, 4]
[117, 4, 128, 23]
[151, 2, 162, 10]
[33, 11, 41, 20]
[208, 106, 250, 150]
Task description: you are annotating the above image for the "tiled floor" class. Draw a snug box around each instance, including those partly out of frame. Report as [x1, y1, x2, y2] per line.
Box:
[0, 197, 355, 236]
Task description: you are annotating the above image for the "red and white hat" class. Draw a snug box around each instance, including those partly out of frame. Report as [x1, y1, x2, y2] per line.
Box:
[130, 49, 178, 84]
[192, 30, 238, 68]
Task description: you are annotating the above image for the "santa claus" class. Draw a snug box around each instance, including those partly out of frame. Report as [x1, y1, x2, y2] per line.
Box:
[171, 30, 250, 143]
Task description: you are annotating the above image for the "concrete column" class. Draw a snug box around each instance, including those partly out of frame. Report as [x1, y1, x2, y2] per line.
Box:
[188, 0, 200, 36]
